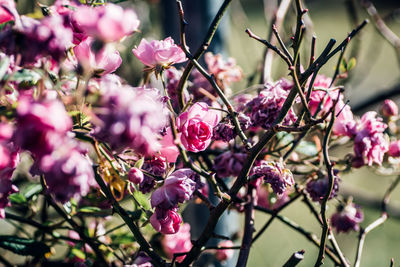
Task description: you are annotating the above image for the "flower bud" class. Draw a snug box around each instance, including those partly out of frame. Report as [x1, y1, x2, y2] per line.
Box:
[128, 167, 144, 184]
[388, 140, 400, 157]
[381, 99, 398, 118]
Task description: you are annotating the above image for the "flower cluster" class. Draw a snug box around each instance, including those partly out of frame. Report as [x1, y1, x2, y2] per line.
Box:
[251, 161, 294, 195]
[331, 202, 364, 233]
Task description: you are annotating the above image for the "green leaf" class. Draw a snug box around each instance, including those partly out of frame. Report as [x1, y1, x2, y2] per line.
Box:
[0, 56, 10, 81]
[111, 234, 135, 245]
[71, 247, 86, 260]
[276, 132, 294, 147]
[339, 58, 347, 73]
[9, 193, 27, 204]
[77, 206, 102, 213]
[134, 158, 144, 169]
[0, 236, 50, 256]
[22, 184, 42, 199]
[9, 69, 41, 87]
[347, 57, 356, 71]
[295, 141, 319, 156]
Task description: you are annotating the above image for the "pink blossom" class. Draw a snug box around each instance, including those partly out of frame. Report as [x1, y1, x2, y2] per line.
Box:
[158, 127, 180, 163]
[215, 240, 234, 262]
[0, 0, 16, 24]
[332, 101, 357, 137]
[132, 37, 186, 69]
[388, 140, 400, 157]
[353, 112, 388, 166]
[73, 37, 122, 75]
[176, 102, 221, 152]
[381, 99, 398, 118]
[151, 169, 196, 210]
[205, 52, 243, 86]
[162, 223, 192, 262]
[150, 207, 182, 234]
[72, 4, 140, 42]
[14, 97, 72, 157]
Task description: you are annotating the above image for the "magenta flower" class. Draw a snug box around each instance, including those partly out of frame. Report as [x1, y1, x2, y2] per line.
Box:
[92, 85, 167, 155]
[381, 99, 398, 118]
[176, 102, 221, 152]
[73, 37, 122, 75]
[158, 127, 180, 163]
[150, 207, 182, 235]
[151, 169, 196, 210]
[39, 143, 96, 203]
[353, 111, 388, 166]
[132, 37, 186, 69]
[71, 4, 140, 42]
[14, 97, 72, 157]
[215, 240, 235, 262]
[331, 202, 363, 233]
[251, 160, 294, 195]
[128, 167, 144, 185]
[388, 140, 400, 157]
[162, 223, 192, 262]
[0, 0, 16, 24]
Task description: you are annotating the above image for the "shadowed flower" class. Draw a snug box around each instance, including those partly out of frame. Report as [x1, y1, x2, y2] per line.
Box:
[331, 202, 363, 233]
[213, 150, 247, 178]
[150, 207, 182, 235]
[388, 140, 400, 157]
[381, 99, 398, 118]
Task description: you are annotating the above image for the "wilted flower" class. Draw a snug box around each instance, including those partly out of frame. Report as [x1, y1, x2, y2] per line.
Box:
[245, 79, 297, 130]
[215, 240, 235, 262]
[176, 102, 220, 152]
[151, 169, 196, 210]
[73, 37, 122, 75]
[305, 175, 340, 202]
[162, 223, 192, 262]
[251, 161, 294, 195]
[381, 99, 398, 118]
[213, 150, 247, 178]
[150, 207, 182, 235]
[132, 37, 186, 71]
[213, 114, 251, 142]
[331, 202, 363, 233]
[71, 3, 140, 42]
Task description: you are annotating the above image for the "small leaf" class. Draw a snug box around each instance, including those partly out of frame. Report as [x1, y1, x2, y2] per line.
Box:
[9, 193, 27, 204]
[347, 57, 356, 71]
[9, 69, 41, 87]
[71, 247, 86, 260]
[77, 206, 102, 213]
[295, 141, 318, 156]
[134, 158, 144, 169]
[339, 58, 347, 73]
[22, 184, 42, 199]
[0, 56, 10, 81]
[0, 236, 50, 256]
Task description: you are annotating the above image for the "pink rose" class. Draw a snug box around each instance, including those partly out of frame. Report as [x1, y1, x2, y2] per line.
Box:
[176, 102, 221, 152]
[132, 37, 186, 69]
[72, 4, 140, 42]
[150, 208, 182, 235]
[388, 140, 400, 157]
[73, 38, 122, 75]
[162, 223, 192, 262]
[215, 240, 235, 262]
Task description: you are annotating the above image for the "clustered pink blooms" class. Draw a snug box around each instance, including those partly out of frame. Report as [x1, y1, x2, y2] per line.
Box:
[176, 102, 221, 152]
[92, 83, 168, 155]
[71, 3, 140, 42]
[305, 175, 340, 202]
[73, 37, 122, 75]
[307, 75, 335, 116]
[162, 223, 192, 262]
[0, 14, 73, 64]
[215, 240, 235, 262]
[251, 160, 294, 195]
[245, 79, 297, 130]
[132, 37, 186, 70]
[150, 169, 196, 234]
[213, 150, 247, 178]
[331, 202, 364, 233]
[353, 111, 388, 166]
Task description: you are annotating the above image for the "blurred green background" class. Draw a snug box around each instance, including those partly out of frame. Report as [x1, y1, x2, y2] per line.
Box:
[7, 0, 400, 266]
